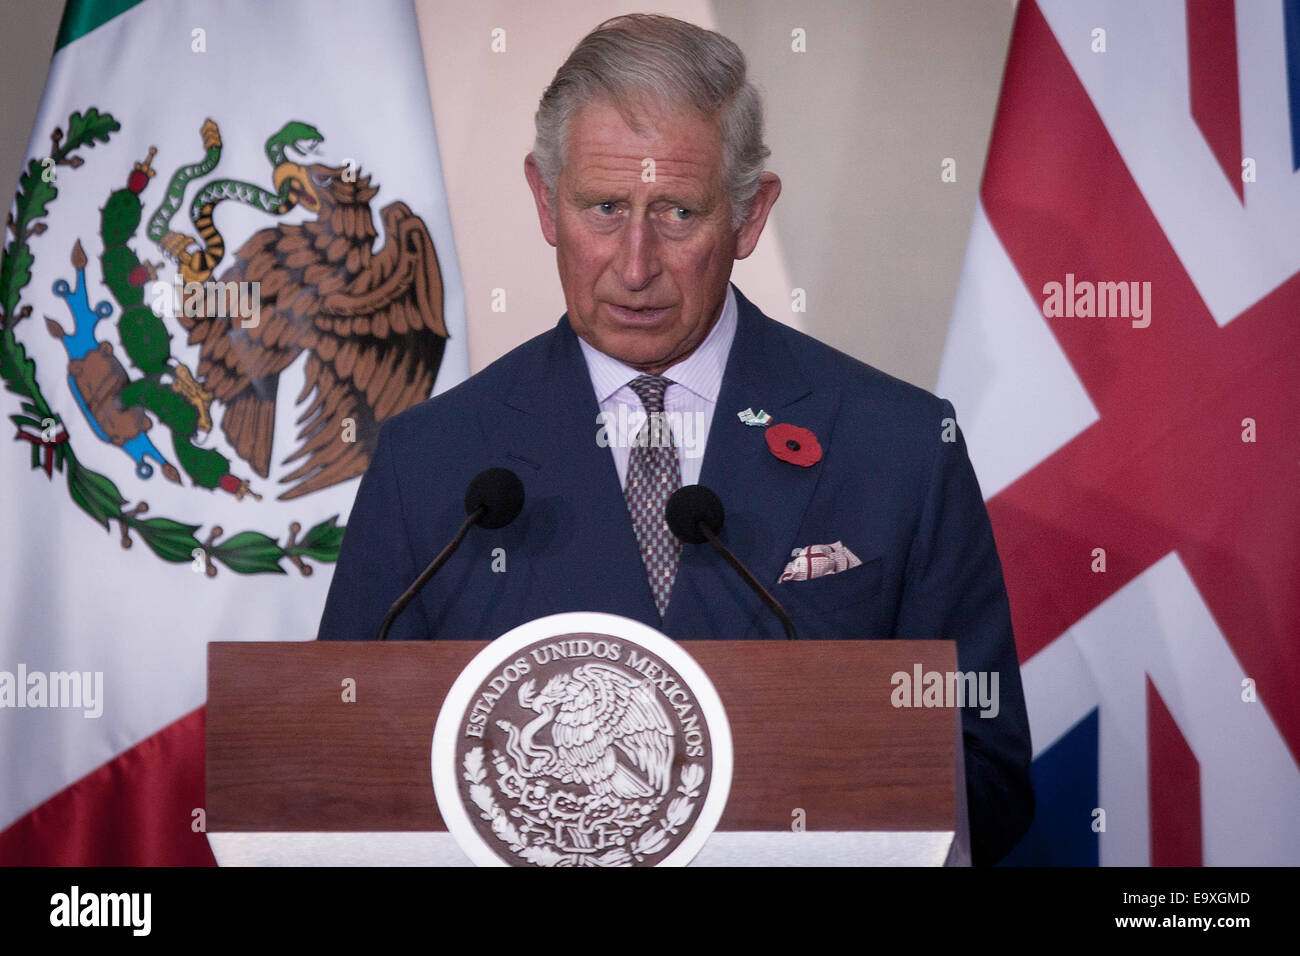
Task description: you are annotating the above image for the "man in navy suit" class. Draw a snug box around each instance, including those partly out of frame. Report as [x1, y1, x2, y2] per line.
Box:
[319, 13, 1032, 864]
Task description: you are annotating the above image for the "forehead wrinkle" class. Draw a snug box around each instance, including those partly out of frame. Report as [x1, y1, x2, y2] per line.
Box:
[563, 104, 722, 199]
[568, 156, 719, 204]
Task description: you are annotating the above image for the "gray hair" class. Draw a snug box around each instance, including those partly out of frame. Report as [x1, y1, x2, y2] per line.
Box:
[532, 13, 770, 230]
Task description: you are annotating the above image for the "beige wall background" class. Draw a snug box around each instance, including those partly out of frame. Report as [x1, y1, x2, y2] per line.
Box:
[0, 1, 64, 212]
[1, 0, 1015, 390]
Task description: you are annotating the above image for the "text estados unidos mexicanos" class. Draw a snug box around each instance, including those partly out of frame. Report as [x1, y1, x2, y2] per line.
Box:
[464, 639, 707, 757]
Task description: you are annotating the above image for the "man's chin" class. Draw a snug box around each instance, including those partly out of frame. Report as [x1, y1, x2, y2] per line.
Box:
[584, 332, 682, 373]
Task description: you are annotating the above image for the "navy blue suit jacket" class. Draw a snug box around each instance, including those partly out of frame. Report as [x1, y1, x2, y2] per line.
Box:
[318, 284, 1034, 863]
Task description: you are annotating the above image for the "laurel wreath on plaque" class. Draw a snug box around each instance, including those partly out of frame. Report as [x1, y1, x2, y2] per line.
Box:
[462, 746, 705, 867]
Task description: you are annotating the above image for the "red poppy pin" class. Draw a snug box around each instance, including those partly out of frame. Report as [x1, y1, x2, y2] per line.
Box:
[765, 423, 822, 467]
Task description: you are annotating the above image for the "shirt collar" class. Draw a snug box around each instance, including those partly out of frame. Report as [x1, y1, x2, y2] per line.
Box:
[578, 284, 738, 404]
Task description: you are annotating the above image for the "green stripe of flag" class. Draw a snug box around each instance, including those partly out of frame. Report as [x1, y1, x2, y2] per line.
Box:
[54, 0, 147, 52]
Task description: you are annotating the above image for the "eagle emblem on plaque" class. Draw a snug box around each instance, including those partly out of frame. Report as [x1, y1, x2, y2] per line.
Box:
[433, 613, 732, 867]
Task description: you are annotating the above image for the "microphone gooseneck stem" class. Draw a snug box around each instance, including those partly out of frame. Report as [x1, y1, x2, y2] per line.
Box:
[697, 521, 798, 641]
[377, 505, 486, 641]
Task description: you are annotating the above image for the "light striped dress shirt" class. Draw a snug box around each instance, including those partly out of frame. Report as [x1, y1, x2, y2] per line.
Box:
[577, 284, 738, 489]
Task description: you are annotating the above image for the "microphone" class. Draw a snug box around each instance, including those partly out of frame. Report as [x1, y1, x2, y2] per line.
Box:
[666, 485, 798, 641]
[377, 467, 525, 641]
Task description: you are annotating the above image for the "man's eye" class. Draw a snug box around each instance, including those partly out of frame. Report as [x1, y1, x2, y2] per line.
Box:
[668, 207, 692, 221]
[596, 202, 617, 215]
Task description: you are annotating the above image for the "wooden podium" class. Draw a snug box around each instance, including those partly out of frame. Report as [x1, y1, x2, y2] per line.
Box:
[206, 639, 969, 866]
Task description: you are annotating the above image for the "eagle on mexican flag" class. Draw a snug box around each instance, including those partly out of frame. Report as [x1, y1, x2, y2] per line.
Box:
[0, 0, 467, 864]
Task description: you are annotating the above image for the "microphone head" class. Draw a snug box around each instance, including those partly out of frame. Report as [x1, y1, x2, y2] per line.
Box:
[666, 484, 725, 544]
[465, 468, 525, 529]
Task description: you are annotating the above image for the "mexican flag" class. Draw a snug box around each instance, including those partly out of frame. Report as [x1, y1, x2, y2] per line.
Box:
[0, 0, 467, 864]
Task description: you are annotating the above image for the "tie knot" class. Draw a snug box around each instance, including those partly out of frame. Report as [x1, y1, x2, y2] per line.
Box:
[627, 375, 672, 414]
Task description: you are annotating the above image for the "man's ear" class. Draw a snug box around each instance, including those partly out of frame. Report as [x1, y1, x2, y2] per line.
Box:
[524, 153, 559, 247]
[734, 172, 781, 260]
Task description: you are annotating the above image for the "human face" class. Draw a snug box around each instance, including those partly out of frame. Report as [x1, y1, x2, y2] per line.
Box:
[526, 103, 777, 375]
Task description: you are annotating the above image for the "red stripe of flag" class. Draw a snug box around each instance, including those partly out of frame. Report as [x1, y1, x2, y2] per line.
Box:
[0, 707, 214, 866]
[1148, 677, 1203, 866]
[1187, 0, 1244, 203]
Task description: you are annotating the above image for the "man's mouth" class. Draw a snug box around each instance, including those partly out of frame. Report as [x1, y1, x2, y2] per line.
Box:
[606, 303, 672, 323]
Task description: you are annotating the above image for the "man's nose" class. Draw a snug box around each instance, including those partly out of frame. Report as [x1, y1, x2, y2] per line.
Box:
[615, 216, 661, 289]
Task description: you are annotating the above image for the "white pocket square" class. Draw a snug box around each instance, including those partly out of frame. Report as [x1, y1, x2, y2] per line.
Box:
[778, 541, 862, 582]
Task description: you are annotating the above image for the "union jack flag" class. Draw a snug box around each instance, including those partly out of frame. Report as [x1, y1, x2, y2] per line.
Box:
[938, 0, 1300, 865]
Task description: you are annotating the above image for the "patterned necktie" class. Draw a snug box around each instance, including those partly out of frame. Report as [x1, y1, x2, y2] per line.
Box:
[624, 375, 682, 617]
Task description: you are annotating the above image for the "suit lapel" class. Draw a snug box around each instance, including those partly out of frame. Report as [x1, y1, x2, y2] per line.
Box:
[486, 290, 842, 640]
[664, 287, 841, 639]
[486, 318, 661, 627]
